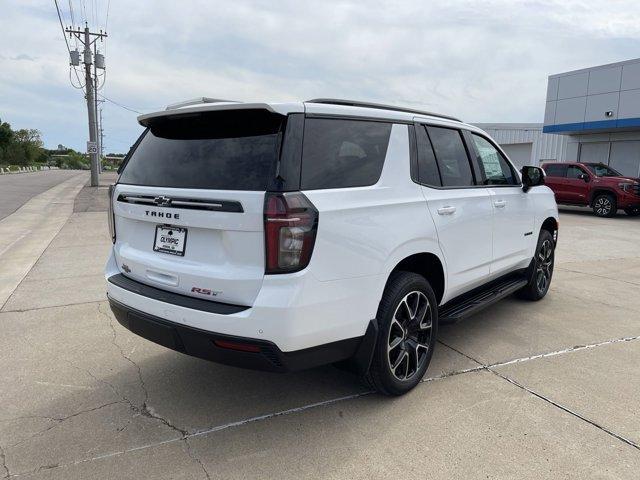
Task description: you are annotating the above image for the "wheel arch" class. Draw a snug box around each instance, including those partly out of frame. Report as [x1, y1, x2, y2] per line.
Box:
[385, 252, 445, 305]
[589, 188, 617, 206]
[540, 216, 558, 243]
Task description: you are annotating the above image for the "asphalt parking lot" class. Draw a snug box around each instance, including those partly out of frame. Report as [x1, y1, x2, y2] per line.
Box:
[1, 177, 639, 479]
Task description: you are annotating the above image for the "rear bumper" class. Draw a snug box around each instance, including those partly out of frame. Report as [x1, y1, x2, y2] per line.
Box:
[108, 296, 362, 372]
[105, 250, 382, 352]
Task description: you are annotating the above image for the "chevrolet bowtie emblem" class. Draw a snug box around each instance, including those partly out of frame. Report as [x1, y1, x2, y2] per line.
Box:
[154, 196, 172, 206]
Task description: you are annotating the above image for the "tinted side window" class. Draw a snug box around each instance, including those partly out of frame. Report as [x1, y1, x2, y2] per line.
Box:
[566, 166, 587, 179]
[301, 119, 392, 190]
[471, 134, 518, 185]
[544, 164, 567, 177]
[426, 126, 474, 187]
[415, 125, 441, 186]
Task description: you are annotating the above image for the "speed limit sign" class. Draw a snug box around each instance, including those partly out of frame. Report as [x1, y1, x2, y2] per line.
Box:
[87, 141, 98, 154]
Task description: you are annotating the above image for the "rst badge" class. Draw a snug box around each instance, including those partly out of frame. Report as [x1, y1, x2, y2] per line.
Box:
[191, 287, 221, 297]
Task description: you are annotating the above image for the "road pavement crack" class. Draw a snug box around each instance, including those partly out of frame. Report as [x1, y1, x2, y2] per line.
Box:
[488, 368, 640, 451]
[437, 339, 640, 452]
[184, 438, 211, 480]
[0, 300, 104, 315]
[98, 303, 189, 438]
[7, 401, 123, 449]
[0, 444, 9, 479]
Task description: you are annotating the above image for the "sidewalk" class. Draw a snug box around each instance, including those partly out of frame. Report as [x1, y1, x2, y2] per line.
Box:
[0, 173, 88, 308]
[0, 186, 639, 479]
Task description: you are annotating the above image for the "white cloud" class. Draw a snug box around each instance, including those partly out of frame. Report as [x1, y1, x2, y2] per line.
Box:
[1, 0, 639, 151]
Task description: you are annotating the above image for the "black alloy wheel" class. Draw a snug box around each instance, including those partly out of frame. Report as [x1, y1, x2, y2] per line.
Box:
[593, 194, 616, 217]
[365, 272, 438, 396]
[387, 291, 433, 381]
[535, 238, 554, 296]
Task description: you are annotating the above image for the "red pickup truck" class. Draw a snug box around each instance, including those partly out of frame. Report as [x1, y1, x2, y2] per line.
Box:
[541, 162, 640, 217]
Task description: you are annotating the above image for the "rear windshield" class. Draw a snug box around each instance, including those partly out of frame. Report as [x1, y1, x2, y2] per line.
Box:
[119, 110, 284, 190]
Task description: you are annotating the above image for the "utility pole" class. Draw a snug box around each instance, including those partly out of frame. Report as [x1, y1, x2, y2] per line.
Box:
[66, 23, 107, 186]
[93, 42, 100, 174]
[99, 109, 104, 157]
[93, 42, 105, 173]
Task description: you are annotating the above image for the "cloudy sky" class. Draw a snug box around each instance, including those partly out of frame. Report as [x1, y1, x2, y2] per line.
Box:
[1, 0, 639, 153]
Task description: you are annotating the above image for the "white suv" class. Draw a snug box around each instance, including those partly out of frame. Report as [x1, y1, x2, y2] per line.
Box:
[106, 98, 558, 395]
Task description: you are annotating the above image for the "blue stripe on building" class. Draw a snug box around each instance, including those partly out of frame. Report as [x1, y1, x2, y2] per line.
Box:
[543, 117, 640, 134]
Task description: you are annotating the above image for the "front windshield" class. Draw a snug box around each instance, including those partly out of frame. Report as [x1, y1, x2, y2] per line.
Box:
[585, 164, 622, 177]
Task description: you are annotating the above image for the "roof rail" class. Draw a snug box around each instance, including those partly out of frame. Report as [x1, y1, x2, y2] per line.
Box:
[165, 97, 241, 111]
[305, 98, 461, 122]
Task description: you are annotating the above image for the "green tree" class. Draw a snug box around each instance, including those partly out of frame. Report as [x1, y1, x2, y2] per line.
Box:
[0, 118, 12, 149]
[13, 129, 43, 166]
[63, 151, 89, 169]
[0, 118, 13, 165]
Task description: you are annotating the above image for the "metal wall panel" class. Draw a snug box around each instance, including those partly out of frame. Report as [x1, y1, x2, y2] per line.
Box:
[587, 67, 622, 95]
[622, 62, 640, 90]
[619, 89, 640, 119]
[544, 101, 556, 125]
[555, 97, 587, 124]
[558, 72, 589, 99]
[585, 92, 619, 121]
[546, 77, 559, 101]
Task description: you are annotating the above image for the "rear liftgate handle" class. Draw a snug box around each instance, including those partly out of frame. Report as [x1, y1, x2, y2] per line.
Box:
[493, 200, 507, 208]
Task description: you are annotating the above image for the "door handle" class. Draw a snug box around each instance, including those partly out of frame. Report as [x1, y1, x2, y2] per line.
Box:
[493, 200, 507, 208]
[437, 206, 456, 215]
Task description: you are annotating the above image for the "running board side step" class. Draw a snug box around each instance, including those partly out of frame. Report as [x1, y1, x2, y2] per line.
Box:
[439, 276, 528, 324]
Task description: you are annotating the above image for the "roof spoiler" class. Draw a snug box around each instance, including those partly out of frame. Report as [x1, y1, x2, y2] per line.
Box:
[165, 97, 241, 111]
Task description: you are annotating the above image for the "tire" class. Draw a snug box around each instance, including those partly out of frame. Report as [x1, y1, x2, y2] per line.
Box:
[592, 194, 616, 217]
[624, 207, 640, 217]
[365, 272, 438, 396]
[517, 229, 555, 301]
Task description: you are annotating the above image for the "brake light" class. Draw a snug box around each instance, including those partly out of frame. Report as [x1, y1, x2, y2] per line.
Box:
[264, 192, 318, 274]
[108, 184, 116, 243]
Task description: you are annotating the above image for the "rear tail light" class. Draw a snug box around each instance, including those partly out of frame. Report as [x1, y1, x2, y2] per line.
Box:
[264, 192, 318, 274]
[108, 184, 116, 243]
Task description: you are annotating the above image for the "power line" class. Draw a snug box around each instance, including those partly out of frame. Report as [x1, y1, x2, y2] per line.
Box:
[80, 0, 87, 24]
[54, 0, 85, 92]
[105, 0, 111, 31]
[99, 95, 143, 114]
[67, 0, 75, 25]
[54, 0, 72, 55]
[67, 0, 80, 49]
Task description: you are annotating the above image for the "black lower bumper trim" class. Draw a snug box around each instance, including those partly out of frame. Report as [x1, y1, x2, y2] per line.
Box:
[107, 273, 249, 315]
[108, 297, 363, 373]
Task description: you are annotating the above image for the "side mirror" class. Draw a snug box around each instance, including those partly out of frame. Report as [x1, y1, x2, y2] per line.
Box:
[521, 166, 545, 192]
[580, 173, 590, 182]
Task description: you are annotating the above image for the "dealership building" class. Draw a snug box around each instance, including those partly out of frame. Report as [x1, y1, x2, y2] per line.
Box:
[475, 58, 640, 177]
